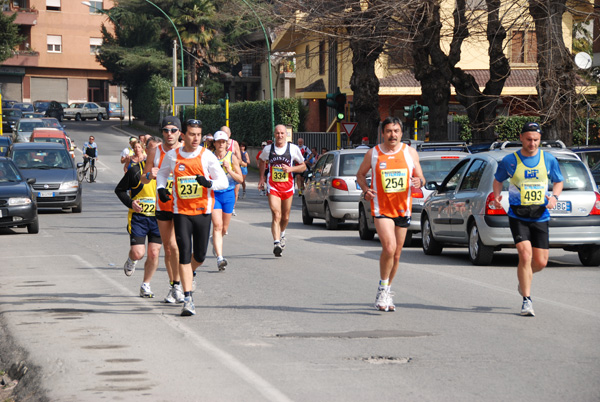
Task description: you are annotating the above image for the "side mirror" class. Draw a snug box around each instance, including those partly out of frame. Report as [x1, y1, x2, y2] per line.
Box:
[425, 181, 438, 191]
[26, 177, 36, 184]
[77, 162, 83, 168]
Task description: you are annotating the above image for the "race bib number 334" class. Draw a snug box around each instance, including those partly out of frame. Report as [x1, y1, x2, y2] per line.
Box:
[177, 176, 202, 199]
[272, 166, 288, 182]
[381, 168, 408, 193]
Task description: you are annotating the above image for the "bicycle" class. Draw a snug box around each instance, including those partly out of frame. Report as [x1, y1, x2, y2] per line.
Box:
[78, 156, 97, 183]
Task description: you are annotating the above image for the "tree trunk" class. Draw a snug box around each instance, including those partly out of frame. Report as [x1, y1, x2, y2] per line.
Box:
[347, 2, 389, 144]
[529, 0, 577, 145]
[451, 0, 510, 143]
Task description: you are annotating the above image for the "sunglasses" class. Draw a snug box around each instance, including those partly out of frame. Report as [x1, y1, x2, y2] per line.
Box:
[162, 128, 179, 134]
[186, 119, 202, 126]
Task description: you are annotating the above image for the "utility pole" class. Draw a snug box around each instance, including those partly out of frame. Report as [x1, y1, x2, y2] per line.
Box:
[172, 40, 177, 87]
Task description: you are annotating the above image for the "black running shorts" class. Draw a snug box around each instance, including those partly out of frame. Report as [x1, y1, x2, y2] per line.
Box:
[508, 217, 549, 249]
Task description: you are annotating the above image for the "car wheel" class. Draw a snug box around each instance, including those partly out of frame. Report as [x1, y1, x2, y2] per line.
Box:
[97, 113, 103, 121]
[27, 218, 39, 234]
[358, 206, 375, 240]
[72, 198, 83, 213]
[75, 113, 81, 121]
[403, 230, 413, 247]
[468, 222, 494, 265]
[302, 197, 313, 225]
[422, 215, 443, 255]
[324, 203, 339, 230]
[578, 245, 600, 266]
[119, 116, 124, 121]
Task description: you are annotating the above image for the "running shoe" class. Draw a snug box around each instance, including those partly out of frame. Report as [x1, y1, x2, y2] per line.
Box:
[173, 283, 185, 303]
[217, 256, 228, 271]
[123, 258, 137, 277]
[280, 234, 286, 250]
[375, 287, 389, 312]
[232, 209, 237, 216]
[242, 190, 246, 199]
[181, 297, 196, 316]
[521, 299, 535, 316]
[386, 290, 396, 312]
[273, 242, 282, 257]
[164, 286, 176, 303]
[139, 283, 154, 298]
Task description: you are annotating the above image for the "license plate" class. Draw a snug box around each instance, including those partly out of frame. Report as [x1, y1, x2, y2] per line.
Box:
[38, 191, 54, 197]
[550, 201, 571, 214]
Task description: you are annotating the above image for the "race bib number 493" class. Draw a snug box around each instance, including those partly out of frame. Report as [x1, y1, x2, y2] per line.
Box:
[521, 182, 545, 205]
[381, 168, 408, 193]
[177, 176, 202, 199]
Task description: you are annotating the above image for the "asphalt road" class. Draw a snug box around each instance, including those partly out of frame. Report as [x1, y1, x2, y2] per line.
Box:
[1, 120, 599, 401]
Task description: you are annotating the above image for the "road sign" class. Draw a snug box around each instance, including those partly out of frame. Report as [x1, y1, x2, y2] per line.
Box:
[341, 122, 357, 137]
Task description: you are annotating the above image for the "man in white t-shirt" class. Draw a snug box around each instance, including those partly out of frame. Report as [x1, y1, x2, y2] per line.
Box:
[121, 137, 138, 169]
[258, 125, 306, 257]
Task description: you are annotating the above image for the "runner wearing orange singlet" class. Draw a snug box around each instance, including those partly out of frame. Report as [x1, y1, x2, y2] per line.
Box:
[356, 116, 425, 312]
[141, 116, 184, 304]
[156, 119, 228, 316]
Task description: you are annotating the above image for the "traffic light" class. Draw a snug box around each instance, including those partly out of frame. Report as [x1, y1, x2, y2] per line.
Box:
[218, 98, 226, 119]
[326, 87, 346, 121]
[404, 105, 414, 119]
[421, 105, 429, 126]
[414, 105, 423, 121]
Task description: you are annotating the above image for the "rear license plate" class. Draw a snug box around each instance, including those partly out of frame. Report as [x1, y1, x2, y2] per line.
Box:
[38, 191, 54, 197]
[550, 201, 571, 214]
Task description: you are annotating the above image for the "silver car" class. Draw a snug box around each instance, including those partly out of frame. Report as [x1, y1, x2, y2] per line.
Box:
[14, 118, 45, 143]
[358, 144, 469, 245]
[421, 145, 600, 266]
[302, 148, 368, 229]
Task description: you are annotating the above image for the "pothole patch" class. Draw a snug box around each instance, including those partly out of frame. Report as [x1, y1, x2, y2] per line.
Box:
[355, 356, 412, 365]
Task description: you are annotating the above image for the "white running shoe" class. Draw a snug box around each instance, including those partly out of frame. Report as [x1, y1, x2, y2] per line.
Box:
[232, 209, 237, 216]
[280, 234, 286, 250]
[181, 297, 196, 316]
[386, 290, 396, 312]
[217, 256, 228, 271]
[521, 299, 535, 316]
[173, 283, 185, 303]
[164, 286, 176, 303]
[139, 283, 154, 298]
[123, 258, 137, 277]
[375, 287, 389, 312]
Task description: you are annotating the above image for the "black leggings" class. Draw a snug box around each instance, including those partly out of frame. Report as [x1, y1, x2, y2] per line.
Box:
[173, 213, 212, 264]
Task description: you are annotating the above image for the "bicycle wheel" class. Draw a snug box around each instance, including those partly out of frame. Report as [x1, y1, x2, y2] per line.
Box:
[89, 165, 98, 182]
[77, 166, 85, 182]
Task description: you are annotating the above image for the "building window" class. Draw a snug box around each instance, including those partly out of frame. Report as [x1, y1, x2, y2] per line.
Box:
[90, 38, 102, 55]
[47, 35, 62, 53]
[319, 41, 326, 75]
[305, 45, 310, 69]
[510, 30, 537, 64]
[387, 36, 413, 68]
[87, 0, 103, 13]
[466, 0, 486, 10]
[46, 0, 61, 11]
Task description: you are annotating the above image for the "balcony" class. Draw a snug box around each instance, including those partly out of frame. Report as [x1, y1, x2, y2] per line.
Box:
[2, 8, 38, 26]
[2, 50, 39, 67]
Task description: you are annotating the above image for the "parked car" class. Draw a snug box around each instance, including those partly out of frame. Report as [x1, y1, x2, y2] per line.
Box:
[33, 100, 65, 121]
[1, 99, 18, 109]
[0, 157, 38, 233]
[30, 128, 70, 153]
[420, 146, 600, 266]
[22, 112, 45, 119]
[10, 142, 82, 213]
[358, 143, 469, 244]
[64, 102, 107, 121]
[12, 102, 34, 112]
[571, 146, 600, 186]
[0, 136, 13, 156]
[14, 118, 45, 142]
[98, 101, 124, 120]
[60, 102, 69, 110]
[302, 148, 368, 229]
[1, 108, 22, 134]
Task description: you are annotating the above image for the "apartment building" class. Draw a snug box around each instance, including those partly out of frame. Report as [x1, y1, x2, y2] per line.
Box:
[0, 0, 121, 104]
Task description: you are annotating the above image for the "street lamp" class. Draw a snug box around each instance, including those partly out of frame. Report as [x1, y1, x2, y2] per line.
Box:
[82, 0, 184, 88]
[239, 0, 275, 134]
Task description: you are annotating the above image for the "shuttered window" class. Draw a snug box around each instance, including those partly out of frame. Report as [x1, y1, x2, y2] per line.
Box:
[47, 35, 62, 53]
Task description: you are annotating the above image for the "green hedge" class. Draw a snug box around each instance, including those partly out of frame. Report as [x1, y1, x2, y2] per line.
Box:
[185, 97, 302, 146]
[456, 115, 600, 145]
[132, 75, 171, 122]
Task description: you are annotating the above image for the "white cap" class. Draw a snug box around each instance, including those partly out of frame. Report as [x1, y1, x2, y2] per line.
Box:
[213, 131, 228, 142]
[261, 141, 267, 146]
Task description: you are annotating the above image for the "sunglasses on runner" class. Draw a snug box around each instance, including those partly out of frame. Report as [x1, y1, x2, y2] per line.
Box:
[186, 119, 202, 126]
[162, 128, 179, 133]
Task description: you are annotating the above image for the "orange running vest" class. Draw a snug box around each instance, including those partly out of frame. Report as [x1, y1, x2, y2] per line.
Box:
[370, 143, 414, 218]
[172, 147, 214, 215]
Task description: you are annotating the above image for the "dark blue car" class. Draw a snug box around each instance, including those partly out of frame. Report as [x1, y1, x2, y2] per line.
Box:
[0, 157, 38, 233]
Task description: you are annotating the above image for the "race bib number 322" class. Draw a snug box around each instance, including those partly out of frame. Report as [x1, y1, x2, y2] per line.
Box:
[137, 197, 156, 216]
[177, 176, 202, 199]
[381, 168, 408, 193]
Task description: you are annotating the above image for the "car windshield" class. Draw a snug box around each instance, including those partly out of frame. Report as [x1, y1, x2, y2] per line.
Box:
[12, 149, 72, 169]
[18, 122, 44, 132]
[555, 159, 594, 192]
[0, 160, 22, 182]
[339, 154, 364, 176]
[70, 103, 84, 108]
[421, 157, 464, 183]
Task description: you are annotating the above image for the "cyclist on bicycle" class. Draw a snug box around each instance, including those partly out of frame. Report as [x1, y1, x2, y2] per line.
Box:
[82, 136, 98, 183]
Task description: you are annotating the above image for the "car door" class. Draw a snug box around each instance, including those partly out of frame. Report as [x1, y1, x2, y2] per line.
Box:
[426, 159, 470, 239]
[450, 158, 488, 240]
[85, 103, 96, 119]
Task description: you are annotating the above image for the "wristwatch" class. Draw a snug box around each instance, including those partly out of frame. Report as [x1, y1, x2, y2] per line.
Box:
[551, 194, 559, 200]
